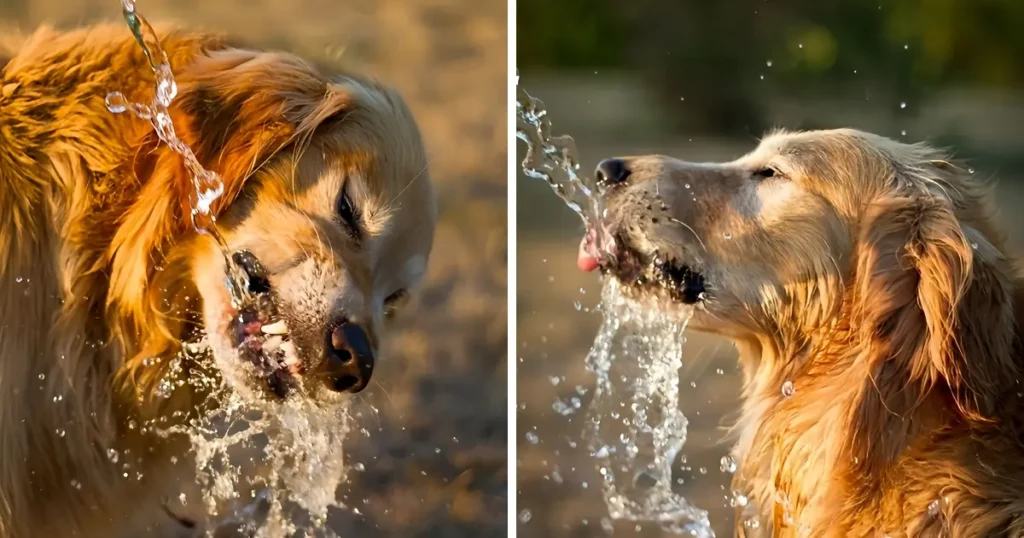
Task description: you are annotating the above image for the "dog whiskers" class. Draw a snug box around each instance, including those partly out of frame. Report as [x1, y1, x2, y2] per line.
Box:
[387, 157, 433, 208]
[371, 379, 404, 420]
[669, 217, 707, 251]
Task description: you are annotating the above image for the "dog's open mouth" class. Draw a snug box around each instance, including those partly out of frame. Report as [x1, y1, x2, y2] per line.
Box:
[228, 251, 303, 398]
[610, 244, 706, 304]
[579, 230, 706, 304]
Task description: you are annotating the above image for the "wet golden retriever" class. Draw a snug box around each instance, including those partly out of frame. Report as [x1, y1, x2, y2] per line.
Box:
[0, 23, 434, 537]
[580, 129, 1024, 537]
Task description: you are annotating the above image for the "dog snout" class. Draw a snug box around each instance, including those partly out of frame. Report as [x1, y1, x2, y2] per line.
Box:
[323, 321, 375, 393]
[596, 158, 631, 187]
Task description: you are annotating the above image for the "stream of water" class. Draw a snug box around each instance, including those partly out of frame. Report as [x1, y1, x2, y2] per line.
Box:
[107, 3, 352, 535]
[517, 81, 714, 537]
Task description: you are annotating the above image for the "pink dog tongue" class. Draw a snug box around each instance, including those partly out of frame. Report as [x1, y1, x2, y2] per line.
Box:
[577, 234, 600, 272]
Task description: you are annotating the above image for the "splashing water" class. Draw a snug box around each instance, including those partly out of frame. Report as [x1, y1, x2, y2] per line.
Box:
[584, 281, 713, 537]
[517, 79, 713, 535]
[515, 78, 616, 261]
[156, 341, 351, 536]
[106, 0, 252, 305]
[107, 2, 352, 534]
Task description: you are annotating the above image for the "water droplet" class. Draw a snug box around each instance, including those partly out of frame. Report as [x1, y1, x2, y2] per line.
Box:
[781, 381, 795, 398]
[971, 242, 979, 250]
[744, 517, 760, 529]
[698, 466, 707, 475]
[104, 92, 128, 114]
[798, 43, 804, 49]
[720, 455, 737, 473]
[525, 432, 540, 444]
[70, 479, 82, 490]
[730, 490, 749, 507]
[759, 74, 765, 80]
[900, 102, 907, 109]
[552, 399, 575, 415]
[518, 509, 532, 523]
[901, 130, 907, 137]
[56, 429, 66, 437]
[573, 301, 582, 311]
[107, 448, 119, 463]
[927, 499, 940, 517]
[715, 368, 724, 375]
[37, 373, 45, 380]
[723, 232, 733, 240]
[904, 44, 909, 50]
[14, 276, 23, 283]
[766, 59, 773, 67]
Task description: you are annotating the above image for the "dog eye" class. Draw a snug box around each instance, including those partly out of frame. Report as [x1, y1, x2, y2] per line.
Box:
[335, 184, 361, 238]
[753, 167, 778, 180]
[384, 289, 409, 319]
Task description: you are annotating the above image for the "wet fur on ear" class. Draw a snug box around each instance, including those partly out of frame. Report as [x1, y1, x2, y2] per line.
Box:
[106, 46, 355, 394]
[842, 163, 1019, 490]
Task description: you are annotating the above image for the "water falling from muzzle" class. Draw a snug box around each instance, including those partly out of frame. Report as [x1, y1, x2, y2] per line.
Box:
[517, 77, 714, 536]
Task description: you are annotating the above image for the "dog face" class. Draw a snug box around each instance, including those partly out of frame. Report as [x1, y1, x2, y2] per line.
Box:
[583, 129, 1003, 346]
[193, 118, 434, 402]
[116, 49, 435, 402]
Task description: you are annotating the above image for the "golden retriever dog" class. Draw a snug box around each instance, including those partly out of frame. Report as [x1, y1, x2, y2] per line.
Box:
[579, 129, 1024, 537]
[0, 23, 434, 537]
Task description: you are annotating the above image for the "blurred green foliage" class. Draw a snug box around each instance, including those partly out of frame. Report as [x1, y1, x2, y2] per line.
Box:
[519, 0, 1024, 134]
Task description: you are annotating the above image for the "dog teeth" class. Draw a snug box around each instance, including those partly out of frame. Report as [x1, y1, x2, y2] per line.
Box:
[260, 320, 289, 335]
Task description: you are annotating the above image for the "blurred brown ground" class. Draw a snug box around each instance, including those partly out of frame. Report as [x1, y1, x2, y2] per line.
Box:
[516, 74, 1024, 538]
[0, 1, 508, 536]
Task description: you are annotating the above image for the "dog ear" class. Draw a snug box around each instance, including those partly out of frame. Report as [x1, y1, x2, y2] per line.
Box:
[132, 49, 353, 227]
[843, 174, 1017, 481]
[106, 48, 353, 390]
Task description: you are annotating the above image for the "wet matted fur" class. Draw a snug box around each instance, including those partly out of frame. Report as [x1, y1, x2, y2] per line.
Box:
[0, 23, 434, 537]
[591, 129, 1024, 537]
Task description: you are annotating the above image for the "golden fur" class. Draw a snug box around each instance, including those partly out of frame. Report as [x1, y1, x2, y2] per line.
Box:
[599, 129, 1024, 537]
[0, 23, 434, 536]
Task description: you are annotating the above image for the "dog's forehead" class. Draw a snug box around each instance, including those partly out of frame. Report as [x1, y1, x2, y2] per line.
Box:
[748, 131, 818, 161]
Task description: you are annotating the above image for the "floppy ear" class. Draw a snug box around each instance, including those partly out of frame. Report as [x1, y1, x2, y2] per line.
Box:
[104, 48, 352, 390]
[842, 178, 1018, 483]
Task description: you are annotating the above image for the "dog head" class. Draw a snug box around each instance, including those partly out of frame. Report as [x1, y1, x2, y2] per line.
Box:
[584, 129, 1019, 420]
[108, 47, 434, 403]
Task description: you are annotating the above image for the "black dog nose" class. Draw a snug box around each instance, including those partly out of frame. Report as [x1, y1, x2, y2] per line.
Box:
[323, 321, 374, 393]
[595, 158, 631, 186]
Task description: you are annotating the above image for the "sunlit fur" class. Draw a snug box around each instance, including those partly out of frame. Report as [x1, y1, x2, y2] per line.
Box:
[0, 24, 434, 536]
[605, 129, 1024, 537]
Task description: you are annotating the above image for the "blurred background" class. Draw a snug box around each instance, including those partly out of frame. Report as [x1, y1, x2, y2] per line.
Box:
[517, 1, 1024, 536]
[1, 0, 507, 536]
